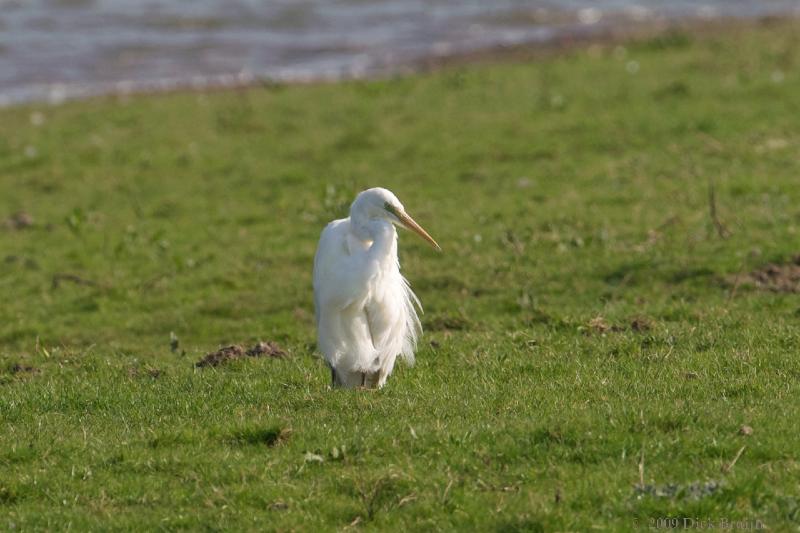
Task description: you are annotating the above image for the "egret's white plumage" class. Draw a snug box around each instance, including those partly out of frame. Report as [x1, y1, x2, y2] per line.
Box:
[313, 188, 440, 388]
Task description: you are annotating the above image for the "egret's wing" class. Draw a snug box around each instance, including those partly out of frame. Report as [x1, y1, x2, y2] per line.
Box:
[313, 219, 376, 313]
[362, 306, 377, 350]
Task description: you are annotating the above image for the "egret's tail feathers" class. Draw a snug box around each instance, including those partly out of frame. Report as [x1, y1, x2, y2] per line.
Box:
[399, 275, 422, 365]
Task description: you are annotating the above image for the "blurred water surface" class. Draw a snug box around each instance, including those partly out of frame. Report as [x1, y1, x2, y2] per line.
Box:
[1, 0, 798, 104]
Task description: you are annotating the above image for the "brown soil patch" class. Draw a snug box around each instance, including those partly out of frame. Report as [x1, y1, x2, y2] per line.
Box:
[10, 363, 39, 375]
[196, 341, 286, 368]
[585, 315, 653, 335]
[630, 316, 653, 332]
[127, 366, 163, 379]
[4, 212, 34, 230]
[587, 316, 612, 334]
[739, 255, 800, 293]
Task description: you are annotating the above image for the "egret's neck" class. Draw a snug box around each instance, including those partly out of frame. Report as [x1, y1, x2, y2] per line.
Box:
[351, 214, 397, 262]
[368, 221, 397, 261]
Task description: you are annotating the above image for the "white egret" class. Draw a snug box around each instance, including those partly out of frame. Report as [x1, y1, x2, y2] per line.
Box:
[313, 187, 440, 388]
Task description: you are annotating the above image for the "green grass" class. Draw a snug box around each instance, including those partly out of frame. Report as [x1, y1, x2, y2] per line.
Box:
[2, 20, 800, 531]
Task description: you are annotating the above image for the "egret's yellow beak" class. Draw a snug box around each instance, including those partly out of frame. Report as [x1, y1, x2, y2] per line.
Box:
[386, 204, 441, 251]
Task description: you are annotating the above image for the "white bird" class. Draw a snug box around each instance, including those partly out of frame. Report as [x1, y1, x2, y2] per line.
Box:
[313, 187, 440, 389]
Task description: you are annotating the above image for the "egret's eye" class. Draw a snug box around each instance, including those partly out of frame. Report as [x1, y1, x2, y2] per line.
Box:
[384, 202, 400, 217]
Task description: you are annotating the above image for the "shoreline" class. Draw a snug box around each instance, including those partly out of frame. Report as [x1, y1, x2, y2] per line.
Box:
[1, 15, 796, 110]
[411, 15, 796, 72]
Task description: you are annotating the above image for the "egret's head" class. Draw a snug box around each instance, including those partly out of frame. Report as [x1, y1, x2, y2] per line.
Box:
[351, 187, 441, 251]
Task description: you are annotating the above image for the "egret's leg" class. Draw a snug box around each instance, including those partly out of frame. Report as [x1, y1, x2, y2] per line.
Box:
[334, 369, 371, 388]
[364, 372, 374, 388]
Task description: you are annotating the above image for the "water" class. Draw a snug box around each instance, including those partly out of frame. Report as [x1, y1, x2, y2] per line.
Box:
[1, 0, 798, 105]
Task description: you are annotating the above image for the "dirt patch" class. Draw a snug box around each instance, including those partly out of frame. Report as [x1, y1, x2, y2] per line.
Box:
[587, 316, 615, 334]
[247, 341, 286, 358]
[584, 316, 653, 335]
[736, 255, 800, 293]
[9, 363, 39, 375]
[4, 211, 34, 230]
[0, 486, 18, 504]
[127, 366, 162, 379]
[195, 341, 286, 368]
[2, 363, 40, 384]
[630, 316, 653, 332]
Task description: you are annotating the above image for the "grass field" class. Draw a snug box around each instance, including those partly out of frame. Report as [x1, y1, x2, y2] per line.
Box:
[2, 19, 800, 531]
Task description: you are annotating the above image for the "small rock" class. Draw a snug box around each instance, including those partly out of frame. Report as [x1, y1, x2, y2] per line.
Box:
[738, 425, 753, 436]
[303, 452, 324, 463]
